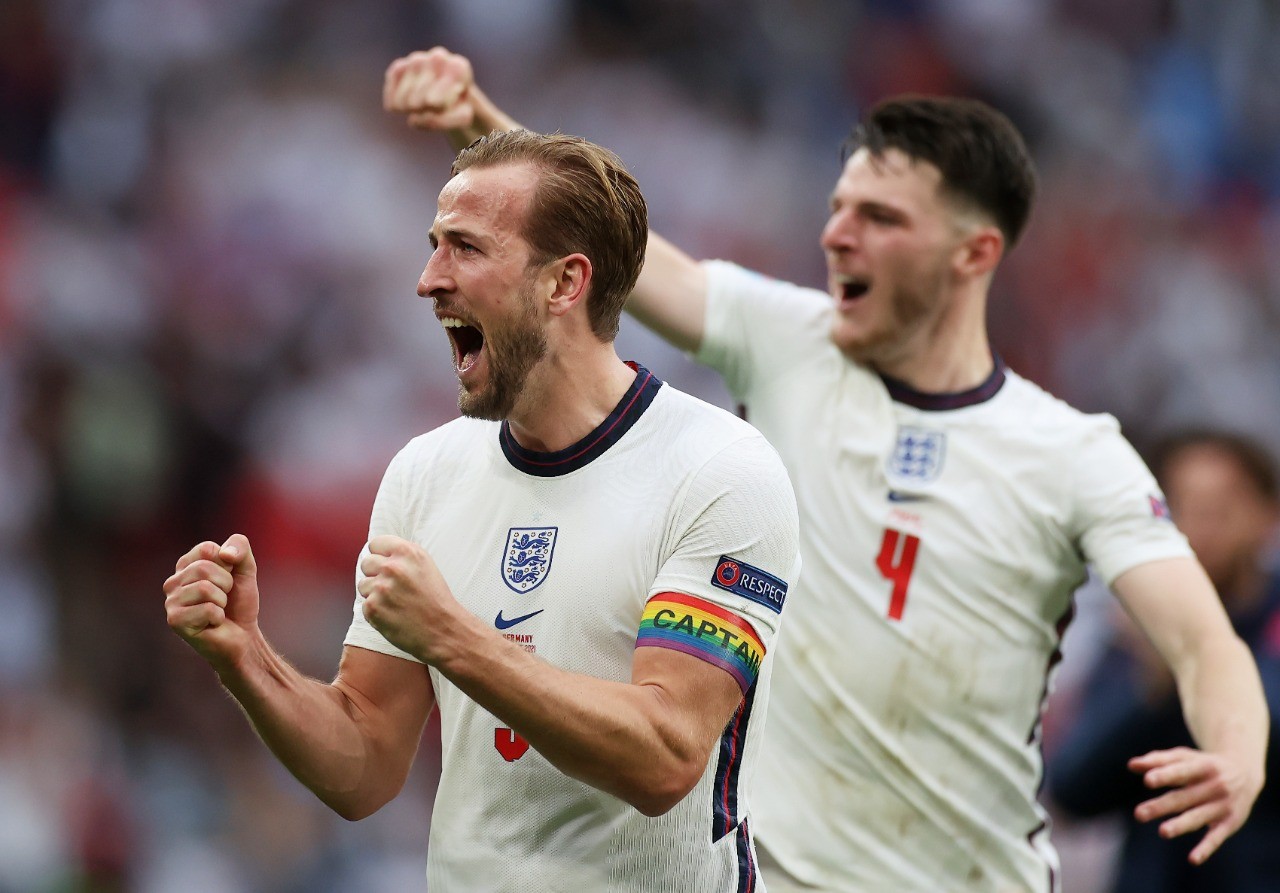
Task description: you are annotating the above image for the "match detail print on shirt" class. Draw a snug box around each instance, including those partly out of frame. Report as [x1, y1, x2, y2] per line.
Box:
[636, 593, 765, 694]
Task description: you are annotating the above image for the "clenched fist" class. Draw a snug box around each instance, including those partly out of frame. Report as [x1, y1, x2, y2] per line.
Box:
[384, 47, 478, 132]
[358, 534, 462, 663]
[383, 46, 518, 147]
[164, 534, 260, 669]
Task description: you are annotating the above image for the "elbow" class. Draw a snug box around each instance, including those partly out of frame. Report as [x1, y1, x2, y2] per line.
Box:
[629, 788, 688, 819]
[331, 801, 377, 823]
[320, 788, 395, 823]
[623, 759, 703, 818]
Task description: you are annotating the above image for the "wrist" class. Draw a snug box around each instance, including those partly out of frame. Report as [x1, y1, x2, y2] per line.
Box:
[443, 87, 520, 152]
[468, 85, 520, 134]
[431, 610, 524, 685]
[209, 624, 269, 690]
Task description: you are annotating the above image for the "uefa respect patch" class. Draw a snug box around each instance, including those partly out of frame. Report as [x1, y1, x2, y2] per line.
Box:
[636, 593, 765, 694]
[711, 555, 788, 614]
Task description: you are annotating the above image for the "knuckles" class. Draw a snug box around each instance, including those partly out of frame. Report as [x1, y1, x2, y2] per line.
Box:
[167, 601, 222, 636]
[361, 595, 388, 629]
[163, 560, 229, 596]
[396, 48, 469, 91]
[360, 574, 399, 607]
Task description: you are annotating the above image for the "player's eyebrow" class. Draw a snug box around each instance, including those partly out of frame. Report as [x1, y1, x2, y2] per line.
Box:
[857, 199, 908, 221]
[827, 194, 909, 221]
[428, 225, 485, 249]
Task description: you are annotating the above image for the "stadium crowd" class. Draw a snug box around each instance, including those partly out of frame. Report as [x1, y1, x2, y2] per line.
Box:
[1, 0, 1277, 890]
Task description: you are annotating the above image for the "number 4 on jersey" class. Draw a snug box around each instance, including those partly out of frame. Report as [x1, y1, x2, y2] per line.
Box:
[875, 528, 921, 621]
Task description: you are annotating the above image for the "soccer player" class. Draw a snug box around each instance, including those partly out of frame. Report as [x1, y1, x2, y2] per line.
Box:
[163, 129, 800, 892]
[383, 49, 1269, 892]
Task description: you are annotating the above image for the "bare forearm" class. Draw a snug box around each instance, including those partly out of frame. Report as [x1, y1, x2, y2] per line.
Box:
[357, 536, 740, 815]
[1113, 557, 1268, 860]
[444, 83, 521, 150]
[1176, 633, 1269, 775]
[435, 614, 704, 815]
[625, 232, 708, 353]
[216, 637, 394, 819]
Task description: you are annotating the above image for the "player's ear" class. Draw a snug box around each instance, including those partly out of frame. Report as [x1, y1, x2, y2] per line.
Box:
[545, 253, 592, 318]
[955, 225, 1003, 279]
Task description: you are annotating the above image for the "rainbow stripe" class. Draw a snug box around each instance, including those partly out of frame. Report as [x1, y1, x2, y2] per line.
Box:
[636, 593, 765, 694]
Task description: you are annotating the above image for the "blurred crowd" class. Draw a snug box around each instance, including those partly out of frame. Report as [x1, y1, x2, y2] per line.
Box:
[1, 0, 1277, 890]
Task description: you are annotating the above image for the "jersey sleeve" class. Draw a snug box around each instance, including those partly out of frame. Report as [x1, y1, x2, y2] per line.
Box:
[696, 260, 831, 402]
[343, 444, 424, 663]
[636, 433, 801, 693]
[1071, 417, 1192, 585]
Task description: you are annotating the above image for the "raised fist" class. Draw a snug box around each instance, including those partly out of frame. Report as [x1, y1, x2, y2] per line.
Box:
[163, 534, 260, 668]
[384, 47, 477, 132]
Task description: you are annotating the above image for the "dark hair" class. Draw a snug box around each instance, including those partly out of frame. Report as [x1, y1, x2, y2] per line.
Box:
[844, 95, 1037, 248]
[452, 129, 648, 340]
[1150, 429, 1279, 502]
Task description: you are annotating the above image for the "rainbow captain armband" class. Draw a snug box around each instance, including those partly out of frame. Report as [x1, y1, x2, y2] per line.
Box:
[636, 593, 765, 694]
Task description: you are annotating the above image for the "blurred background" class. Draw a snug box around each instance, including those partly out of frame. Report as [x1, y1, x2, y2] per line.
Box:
[1, 0, 1277, 890]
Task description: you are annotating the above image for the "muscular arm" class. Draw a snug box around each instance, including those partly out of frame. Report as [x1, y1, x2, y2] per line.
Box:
[360, 537, 747, 816]
[165, 538, 435, 821]
[1112, 555, 1269, 863]
[218, 639, 435, 821]
[437, 610, 739, 816]
[384, 47, 711, 352]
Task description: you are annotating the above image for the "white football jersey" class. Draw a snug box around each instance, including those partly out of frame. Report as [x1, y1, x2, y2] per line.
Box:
[698, 263, 1191, 893]
[344, 365, 801, 893]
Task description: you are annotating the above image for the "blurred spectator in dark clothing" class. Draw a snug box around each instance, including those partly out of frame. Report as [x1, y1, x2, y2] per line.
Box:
[1049, 429, 1280, 893]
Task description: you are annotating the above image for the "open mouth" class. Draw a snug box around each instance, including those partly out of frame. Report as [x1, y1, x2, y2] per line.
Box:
[441, 316, 484, 372]
[836, 276, 871, 302]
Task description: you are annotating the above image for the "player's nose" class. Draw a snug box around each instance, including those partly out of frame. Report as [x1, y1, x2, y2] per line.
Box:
[820, 209, 858, 254]
[417, 249, 452, 299]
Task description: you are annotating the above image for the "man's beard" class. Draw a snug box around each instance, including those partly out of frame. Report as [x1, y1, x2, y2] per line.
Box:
[458, 284, 548, 421]
[836, 265, 943, 367]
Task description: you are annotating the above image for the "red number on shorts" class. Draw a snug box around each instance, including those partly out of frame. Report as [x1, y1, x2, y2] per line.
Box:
[495, 727, 530, 762]
[875, 528, 920, 621]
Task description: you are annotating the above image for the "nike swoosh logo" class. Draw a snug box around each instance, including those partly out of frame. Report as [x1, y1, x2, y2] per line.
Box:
[495, 608, 545, 630]
[887, 491, 925, 503]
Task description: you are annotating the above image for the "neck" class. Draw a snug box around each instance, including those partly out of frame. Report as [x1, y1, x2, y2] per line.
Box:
[871, 291, 994, 393]
[506, 343, 636, 453]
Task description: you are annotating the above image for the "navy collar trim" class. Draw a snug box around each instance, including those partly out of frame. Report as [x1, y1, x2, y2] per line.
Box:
[500, 362, 662, 477]
[879, 355, 1007, 411]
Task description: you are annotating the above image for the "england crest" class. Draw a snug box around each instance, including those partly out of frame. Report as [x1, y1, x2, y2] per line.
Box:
[887, 426, 946, 482]
[502, 527, 558, 593]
